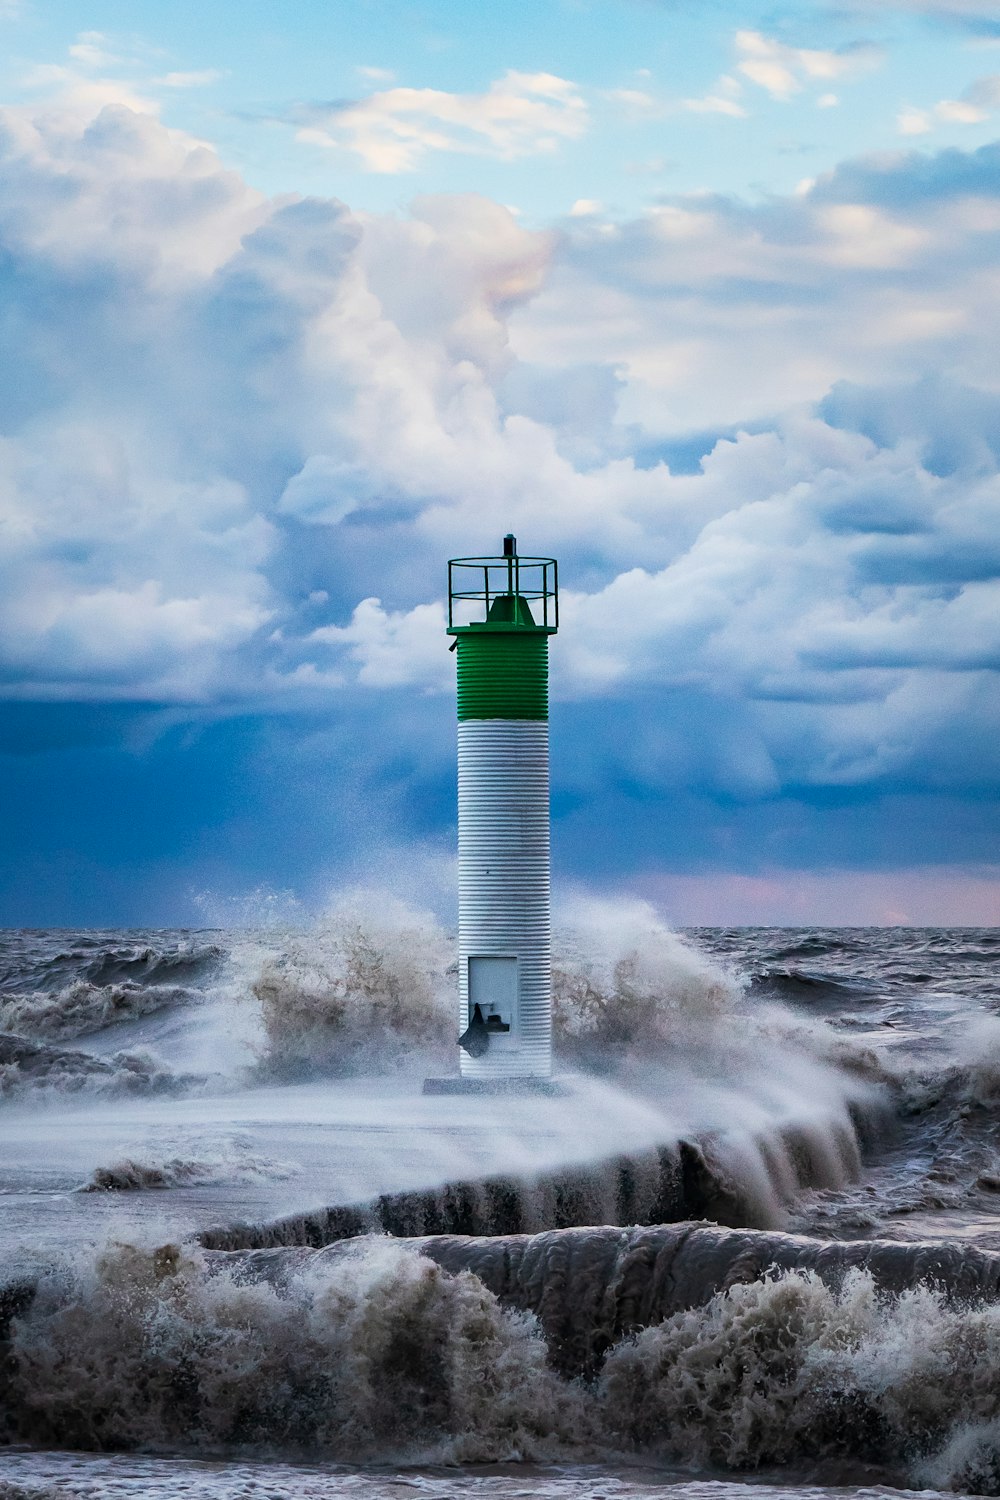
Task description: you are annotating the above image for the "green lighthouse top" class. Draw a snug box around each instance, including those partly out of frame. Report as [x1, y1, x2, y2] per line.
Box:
[447, 534, 558, 635]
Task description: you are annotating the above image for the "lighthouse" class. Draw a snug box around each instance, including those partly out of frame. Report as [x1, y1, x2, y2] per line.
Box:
[425, 535, 558, 1092]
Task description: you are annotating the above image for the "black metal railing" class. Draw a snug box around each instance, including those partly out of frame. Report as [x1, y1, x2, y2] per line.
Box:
[448, 553, 558, 630]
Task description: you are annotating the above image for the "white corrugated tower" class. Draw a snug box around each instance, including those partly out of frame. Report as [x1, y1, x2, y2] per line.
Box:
[442, 536, 558, 1085]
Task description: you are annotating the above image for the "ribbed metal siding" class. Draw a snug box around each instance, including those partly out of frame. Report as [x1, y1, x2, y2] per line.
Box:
[457, 720, 551, 1078]
[455, 633, 548, 720]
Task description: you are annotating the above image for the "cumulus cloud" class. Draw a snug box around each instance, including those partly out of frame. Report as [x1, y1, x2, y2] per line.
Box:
[601, 87, 662, 118]
[294, 71, 588, 172]
[337, 408, 1000, 796]
[513, 140, 1000, 434]
[0, 91, 560, 700]
[0, 82, 999, 819]
[681, 75, 749, 118]
[310, 598, 450, 689]
[563, 416, 1000, 794]
[734, 30, 883, 101]
[67, 31, 122, 70]
[899, 74, 1000, 135]
[20, 32, 228, 117]
[0, 430, 274, 701]
[682, 95, 748, 117]
[156, 69, 225, 89]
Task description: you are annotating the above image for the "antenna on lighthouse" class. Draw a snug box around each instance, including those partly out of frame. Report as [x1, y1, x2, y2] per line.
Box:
[424, 536, 560, 1095]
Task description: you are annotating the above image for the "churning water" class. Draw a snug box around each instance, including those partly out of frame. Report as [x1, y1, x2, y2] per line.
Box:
[1, 902, 1000, 1498]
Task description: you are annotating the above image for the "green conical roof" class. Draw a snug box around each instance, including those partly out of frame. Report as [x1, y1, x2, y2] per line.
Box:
[486, 593, 536, 627]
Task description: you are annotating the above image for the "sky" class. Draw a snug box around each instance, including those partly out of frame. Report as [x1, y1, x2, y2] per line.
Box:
[1, 0, 999, 926]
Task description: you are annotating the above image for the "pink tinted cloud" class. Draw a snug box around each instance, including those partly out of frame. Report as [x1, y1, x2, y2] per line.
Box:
[637, 866, 1000, 926]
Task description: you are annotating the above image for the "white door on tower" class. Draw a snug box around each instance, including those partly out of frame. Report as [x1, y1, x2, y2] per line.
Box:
[468, 956, 518, 1047]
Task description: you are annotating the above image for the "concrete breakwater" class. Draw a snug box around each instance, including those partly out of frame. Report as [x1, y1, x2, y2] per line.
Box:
[197, 1105, 880, 1253]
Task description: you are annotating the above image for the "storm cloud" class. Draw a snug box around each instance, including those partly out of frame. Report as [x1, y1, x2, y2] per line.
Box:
[0, 86, 998, 919]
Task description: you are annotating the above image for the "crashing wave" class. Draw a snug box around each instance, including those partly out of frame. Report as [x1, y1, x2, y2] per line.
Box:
[0, 1033, 197, 1102]
[0, 981, 194, 1044]
[243, 892, 880, 1086]
[362, 1223, 1000, 1377]
[244, 889, 756, 1080]
[81, 1144, 301, 1193]
[788, 1014, 1000, 1243]
[550, 895, 740, 1068]
[0, 935, 223, 1043]
[248, 895, 455, 1077]
[1, 1238, 584, 1463]
[7, 1225, 1000, 1486]
[598, 1264, 1000, 1478]
[245, 890, 756, 1080]
[0, 936, 223, 993]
